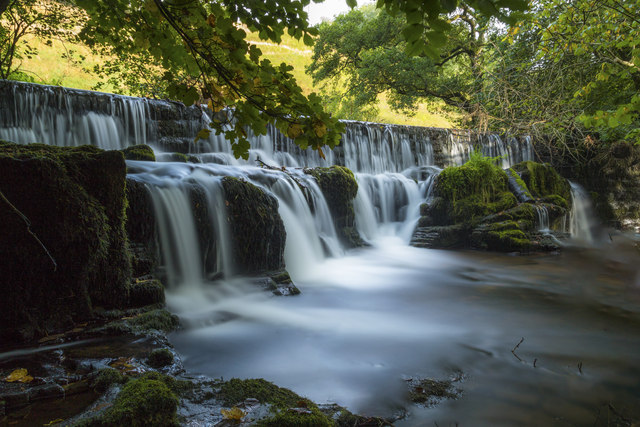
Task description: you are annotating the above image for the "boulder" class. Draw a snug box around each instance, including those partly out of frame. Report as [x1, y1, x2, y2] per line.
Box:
[0, 142, 131, 341]
[305, 166, 364, 247]
[222, 176, 286, 274]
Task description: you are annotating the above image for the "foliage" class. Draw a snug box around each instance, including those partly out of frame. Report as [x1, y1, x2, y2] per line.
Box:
[308, 5, 488, 123]
[483, 0, 640, 149]
[0, 0, 82, 80]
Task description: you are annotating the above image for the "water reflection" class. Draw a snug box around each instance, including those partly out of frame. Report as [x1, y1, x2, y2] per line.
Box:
[169, 237, 640, 426]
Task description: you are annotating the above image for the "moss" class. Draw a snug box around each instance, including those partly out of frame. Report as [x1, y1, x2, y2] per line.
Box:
[507, 168, 534, 200]
[166, 152, 199, 163]
[121, 144, 155, 162]
[138, 372, 192, 395]
[147, 349, 174, 368]
[222, 177, 286, 274]
[0, 142, 130, 341]
[512, 161, 571, 205]
[433, 153, 516, 225]
[540, 194, 568, 209]
[128, 279, 165, 308]
[305, 166, 360, 247]
[256, 408, 333, 427]
[218, 378, 302, 408]
[90, 377, 179, 427]
[408, 378, 457, 405]
[128, 309, 180, 333]
[90, 368, 127, 393]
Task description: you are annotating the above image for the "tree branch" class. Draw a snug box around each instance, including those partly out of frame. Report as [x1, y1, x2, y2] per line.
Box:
[0, 189, 57, 271]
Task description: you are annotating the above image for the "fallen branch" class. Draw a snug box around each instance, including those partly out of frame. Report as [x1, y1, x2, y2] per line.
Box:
[511, 337, 524, 362]
[0, 189, 57, 271]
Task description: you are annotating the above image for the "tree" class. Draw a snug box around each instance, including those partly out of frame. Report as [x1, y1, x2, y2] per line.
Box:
[1, 0, 528, 158]
[307, 5, 491, 125]
[0, 0, 81, 80]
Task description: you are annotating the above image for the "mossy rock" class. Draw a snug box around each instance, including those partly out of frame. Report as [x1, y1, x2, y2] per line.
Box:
[121, 144, 155, 162]
[90, 368, 128, 393]
[305, 166, 361, 247]
[222, 177, 286, 274]
[147, 348, 174, 368]
[431, 154, 516, 225]
[410, 224, 469, 249]
[0, 142, 130, 341]
[128, 279, 165, 308]
[511, 161, 571, 205]
[471, 221, 531, 252]
[85, 377, 179, 427]
[164, 152, 200, 163]
[218, 378, 333, 427]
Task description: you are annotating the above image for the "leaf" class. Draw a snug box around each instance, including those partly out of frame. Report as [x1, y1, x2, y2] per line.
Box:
[4, 368, 34, 383]
[194, 128, 211, 143]
[346, 0, 357, 8]
[313, 121, 327, 137]
[287, 123, 304, 139]
[221, 407, 246, 420]
[318, 147, 326, 159]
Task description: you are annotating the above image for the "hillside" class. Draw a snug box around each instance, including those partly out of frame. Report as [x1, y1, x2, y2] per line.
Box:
[16, 32, 457, 128]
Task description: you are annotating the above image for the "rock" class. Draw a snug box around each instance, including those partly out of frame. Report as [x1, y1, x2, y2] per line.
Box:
[121, 144, 155, 162]
[511, 161, 571, 206]
[147, 349, 174, 369]
[221, 177, 286, 274]
[410, 225, 469, 249]
[305, 166, 363, 247]
[0, 142, 130, 342]
[30, 383, 65, 401]
[129, 279, 165, 307]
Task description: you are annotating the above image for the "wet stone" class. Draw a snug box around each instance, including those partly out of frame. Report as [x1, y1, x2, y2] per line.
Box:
[31, 383, 65, 401]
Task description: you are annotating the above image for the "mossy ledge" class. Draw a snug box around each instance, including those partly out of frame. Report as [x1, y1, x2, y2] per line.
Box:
[0, 141, 132, 341]
[305, 165, 364, 248]
[412, 156, 571, 253]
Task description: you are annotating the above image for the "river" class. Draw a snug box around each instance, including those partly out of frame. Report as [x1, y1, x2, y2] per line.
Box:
[169, 235, 640, 426]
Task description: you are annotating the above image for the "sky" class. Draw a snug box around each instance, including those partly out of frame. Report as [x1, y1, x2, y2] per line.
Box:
[305, 0, 373, 25]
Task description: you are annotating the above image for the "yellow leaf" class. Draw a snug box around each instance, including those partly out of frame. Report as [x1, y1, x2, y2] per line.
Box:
[194, 128, 211, 143]
[5, 368, 34, 383]
[43, 418, 64, 426]
[318, 147, 326, 160]
[207, 13, 216, 27]
[221, 407, 245, 420]
[313, 121, 327, 138]
[287, 123, 303, 139]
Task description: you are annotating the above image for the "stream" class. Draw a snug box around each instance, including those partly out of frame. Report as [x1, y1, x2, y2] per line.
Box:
[169, 235, 640, 426]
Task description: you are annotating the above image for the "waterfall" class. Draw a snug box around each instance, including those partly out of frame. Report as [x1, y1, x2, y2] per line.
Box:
[568, 182, 599, 245]
[0, 80, 540, 283]
[534, 205, 550, 232]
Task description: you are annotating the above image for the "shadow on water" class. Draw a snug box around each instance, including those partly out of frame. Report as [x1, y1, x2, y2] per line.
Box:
[169, 235, 640, 426]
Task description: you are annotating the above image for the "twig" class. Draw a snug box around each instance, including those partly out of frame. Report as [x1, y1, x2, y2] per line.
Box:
[0, 189, 57, 271]
[533, 358, 537, 368]
[578, 362, 583, 374]
[511, 337, 524, 362]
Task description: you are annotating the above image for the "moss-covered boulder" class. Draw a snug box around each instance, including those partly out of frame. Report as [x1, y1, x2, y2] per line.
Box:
[0, 142, 131, 341]
[222, 177, 286, 274]
[305, 166, 363, 247]
[121, 144, 156, 162]
[128, 279, 165, 307]
[413, 156, 570, 253]
[428, 153, 517, 226]
[511, 161, 571, 207]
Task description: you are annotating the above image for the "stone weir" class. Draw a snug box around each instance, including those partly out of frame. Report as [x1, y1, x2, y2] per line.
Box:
[0, 80, 533, 171]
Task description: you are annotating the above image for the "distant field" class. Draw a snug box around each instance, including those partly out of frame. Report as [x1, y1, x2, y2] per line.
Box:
[18, 32, 458, 128]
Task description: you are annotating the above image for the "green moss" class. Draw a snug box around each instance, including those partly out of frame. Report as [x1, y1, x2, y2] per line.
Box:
[218, 378, 302, 408]
[256, 408, 333, 427]
[0, 142, 130, 340]
[433, 153, 516, 225]
[540, 195, 568, 209]
[222, 177, 286, 273]
[128, 279, 165, 308]
[147, 348, 174, 368]
[507, 168, 534, 199]
[166, 152, 200, 163]
[93, 378, 179, 427]
[90, 368, 127, 393]
[512, 161, 571, 205]
[121, 145, 156, 162]
[129, 309, 180, 333]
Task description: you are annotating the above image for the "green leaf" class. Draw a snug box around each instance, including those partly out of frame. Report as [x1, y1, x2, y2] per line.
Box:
[346, 0, 357, 8]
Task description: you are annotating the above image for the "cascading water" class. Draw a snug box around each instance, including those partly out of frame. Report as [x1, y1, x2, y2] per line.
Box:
[4, 81, 639, 427]
[534, 205, 550, 232]
[568, 181, 599, 245]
